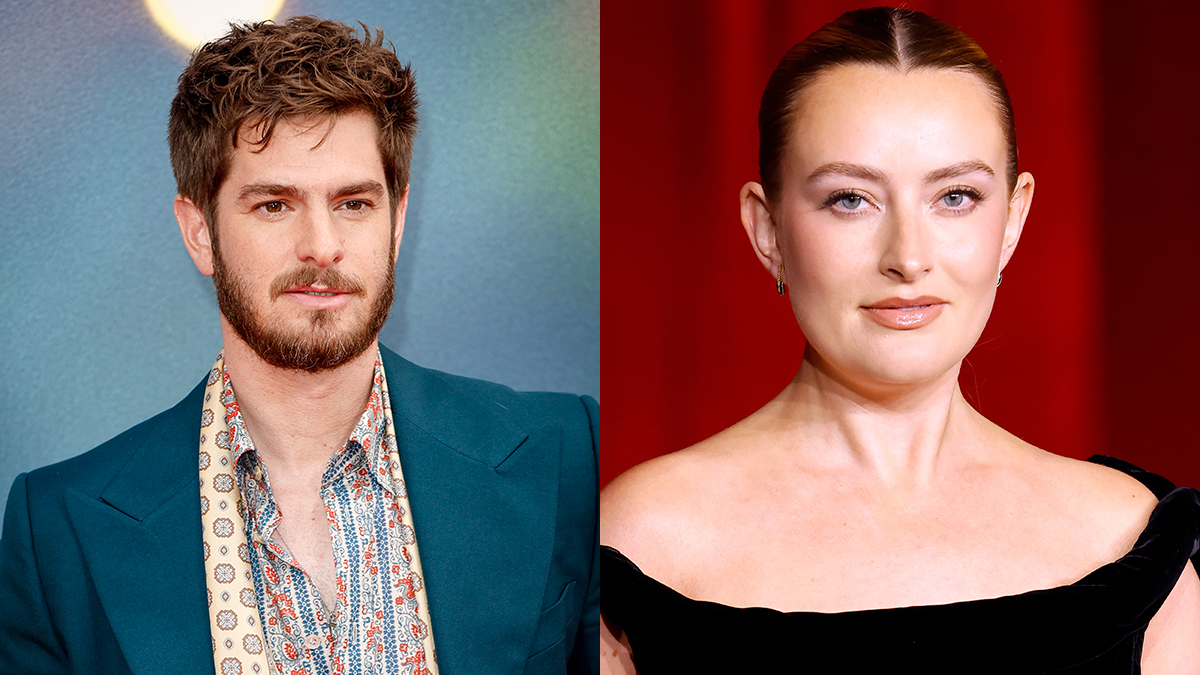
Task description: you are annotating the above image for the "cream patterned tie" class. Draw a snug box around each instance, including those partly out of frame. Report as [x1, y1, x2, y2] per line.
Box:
[199, 355, 271, 675]
[378, 358, 439, 673]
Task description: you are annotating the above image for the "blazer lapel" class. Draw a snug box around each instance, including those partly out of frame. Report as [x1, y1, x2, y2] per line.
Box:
[382, 347, 560, 675]
[66, 381, 213, 675]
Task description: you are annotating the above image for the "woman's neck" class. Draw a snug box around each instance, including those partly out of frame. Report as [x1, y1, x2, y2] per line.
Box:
[763, 348, 987, 490]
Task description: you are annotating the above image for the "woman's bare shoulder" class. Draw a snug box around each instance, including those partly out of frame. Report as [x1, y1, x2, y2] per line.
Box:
[600, 432, 747, 575]
[1031, 449, 1157, 510]
[1008, 440, 1161, 558]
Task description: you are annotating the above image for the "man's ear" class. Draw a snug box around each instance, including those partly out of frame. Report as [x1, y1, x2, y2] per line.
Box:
[175, 196, 214, 277]
[392, 185, 409, 264]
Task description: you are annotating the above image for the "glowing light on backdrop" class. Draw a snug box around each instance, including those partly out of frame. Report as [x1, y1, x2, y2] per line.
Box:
[145, 0, 285, 50]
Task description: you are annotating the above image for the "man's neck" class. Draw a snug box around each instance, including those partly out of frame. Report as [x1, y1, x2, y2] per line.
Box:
[220, 323, 379, 479]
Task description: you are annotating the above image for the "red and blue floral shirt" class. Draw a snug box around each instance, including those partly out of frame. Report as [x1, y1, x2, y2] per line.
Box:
[222, 358, 432, 675]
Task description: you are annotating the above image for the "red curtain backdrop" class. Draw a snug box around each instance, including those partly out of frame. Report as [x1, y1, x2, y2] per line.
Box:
[601, 0, 1200, 489]
[1098, 1, 1200, 492]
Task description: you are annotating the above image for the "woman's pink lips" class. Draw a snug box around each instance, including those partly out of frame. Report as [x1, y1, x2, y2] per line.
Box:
[861, 296, 946, 330]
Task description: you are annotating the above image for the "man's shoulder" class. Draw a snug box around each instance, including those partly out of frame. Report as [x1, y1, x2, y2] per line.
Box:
[20, 378, 205, 505]
[380, 345, 597, 434]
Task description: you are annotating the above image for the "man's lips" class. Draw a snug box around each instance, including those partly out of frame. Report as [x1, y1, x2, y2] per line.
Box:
[281, 285, 356, 309]
[861, 295, 946, 329]
[285, 285, 351, 296]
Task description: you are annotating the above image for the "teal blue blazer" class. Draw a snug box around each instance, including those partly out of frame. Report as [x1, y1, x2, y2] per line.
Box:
[0, 346, 599, 675]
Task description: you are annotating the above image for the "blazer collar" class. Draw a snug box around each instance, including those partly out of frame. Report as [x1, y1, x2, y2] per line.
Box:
[69, 379, 213, 675]
[99, 379, 207, 520]
[379, 345, 529, 468]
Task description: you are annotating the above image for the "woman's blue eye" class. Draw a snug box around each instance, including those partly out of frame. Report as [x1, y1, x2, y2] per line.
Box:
[838, 194, 863, 210]
[942, 192, 965, 207]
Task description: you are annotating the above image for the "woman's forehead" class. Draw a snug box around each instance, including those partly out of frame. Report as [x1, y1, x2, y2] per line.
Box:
[785, 64, 1006, 183]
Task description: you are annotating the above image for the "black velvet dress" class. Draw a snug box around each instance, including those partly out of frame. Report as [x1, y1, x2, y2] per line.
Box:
[601, 457, 1200, 673]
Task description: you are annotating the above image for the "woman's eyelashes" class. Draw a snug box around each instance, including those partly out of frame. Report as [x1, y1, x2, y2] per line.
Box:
[820, 189, 876, 216]
[819, 186, 986, 217]
[935, 186, 985, 214]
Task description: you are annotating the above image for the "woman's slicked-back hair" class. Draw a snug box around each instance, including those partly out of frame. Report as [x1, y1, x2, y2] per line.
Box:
[168, 16, 418, 227]
[758, 7, 1016, 202]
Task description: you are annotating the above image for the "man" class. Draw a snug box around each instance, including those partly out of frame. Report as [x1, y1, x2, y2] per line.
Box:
[0, 17, 598, 675]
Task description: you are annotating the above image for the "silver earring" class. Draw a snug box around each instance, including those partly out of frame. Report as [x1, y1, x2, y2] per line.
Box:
[996, 271, 1003, 288]
[777, 262, 785, 295]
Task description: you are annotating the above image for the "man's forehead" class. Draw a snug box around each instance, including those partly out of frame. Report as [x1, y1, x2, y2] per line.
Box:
[234, 111, 379, 151]
[219, 111, 387, 200]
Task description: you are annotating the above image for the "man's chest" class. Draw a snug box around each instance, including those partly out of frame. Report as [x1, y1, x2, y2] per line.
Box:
[245, 461, 430, 673]
[270, 487, 339, 610]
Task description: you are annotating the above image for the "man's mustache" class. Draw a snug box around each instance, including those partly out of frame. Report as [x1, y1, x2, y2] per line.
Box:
[269, 267, 367, 298]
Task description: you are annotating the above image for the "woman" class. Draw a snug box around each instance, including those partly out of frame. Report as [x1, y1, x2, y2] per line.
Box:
[600, 7, 1200, 673]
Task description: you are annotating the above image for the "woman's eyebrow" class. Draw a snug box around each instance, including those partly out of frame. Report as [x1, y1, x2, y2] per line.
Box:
[805, 160, 995, 186]
[806, 162, 888, 184]
[924, 160, 994, 184]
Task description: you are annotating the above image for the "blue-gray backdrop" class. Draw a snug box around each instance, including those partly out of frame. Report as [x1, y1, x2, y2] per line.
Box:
[0, 0, 599, 520]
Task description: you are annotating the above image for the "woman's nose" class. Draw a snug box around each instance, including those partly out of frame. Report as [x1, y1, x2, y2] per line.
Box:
[878, 206, 932, 282]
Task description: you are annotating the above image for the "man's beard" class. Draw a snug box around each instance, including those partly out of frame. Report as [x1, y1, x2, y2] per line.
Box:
[211, 237, 395, 373]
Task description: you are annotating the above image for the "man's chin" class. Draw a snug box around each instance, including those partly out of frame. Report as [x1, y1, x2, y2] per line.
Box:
[211, 252, 395, 373]
[224, 316, 383, 373]
[249, 335, 377, 373]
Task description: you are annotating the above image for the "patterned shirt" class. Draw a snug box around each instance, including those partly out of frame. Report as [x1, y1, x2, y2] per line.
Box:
[221, 357, 432, 675]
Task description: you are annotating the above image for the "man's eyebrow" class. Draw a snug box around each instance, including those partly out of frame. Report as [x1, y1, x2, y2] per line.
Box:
[236, 183, 305, 203]
[807, 162, 888, 184]
[924, 160, 994, 184]
[234, 181, 386, 203]
[331, 181, 386, 201]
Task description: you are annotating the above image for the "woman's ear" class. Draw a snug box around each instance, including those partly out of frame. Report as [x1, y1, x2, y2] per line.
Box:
[741, 181, 783, 277]
[1000, 172, 1035, 271]
[175, 195, 214, 277]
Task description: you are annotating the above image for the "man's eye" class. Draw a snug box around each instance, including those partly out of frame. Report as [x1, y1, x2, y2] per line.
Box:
[261, 201, 285, 214]
[343, 200, 364, 211]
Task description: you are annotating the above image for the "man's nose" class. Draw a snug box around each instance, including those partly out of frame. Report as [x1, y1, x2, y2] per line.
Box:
[294, 207, 344, 268]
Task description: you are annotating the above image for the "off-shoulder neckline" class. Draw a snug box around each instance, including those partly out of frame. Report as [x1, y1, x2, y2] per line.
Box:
[602, 456, 1200, 618]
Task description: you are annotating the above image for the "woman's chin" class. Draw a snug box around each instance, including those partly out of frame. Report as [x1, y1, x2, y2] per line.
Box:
[805, 346, 964, 396]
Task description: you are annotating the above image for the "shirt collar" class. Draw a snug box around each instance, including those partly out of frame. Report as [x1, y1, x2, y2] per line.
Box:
[221, 352, 398, 494]
[322, 358, 396, 492]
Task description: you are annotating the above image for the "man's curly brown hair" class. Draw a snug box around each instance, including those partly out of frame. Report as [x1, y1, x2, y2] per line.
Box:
[168, 16, 418, 227]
